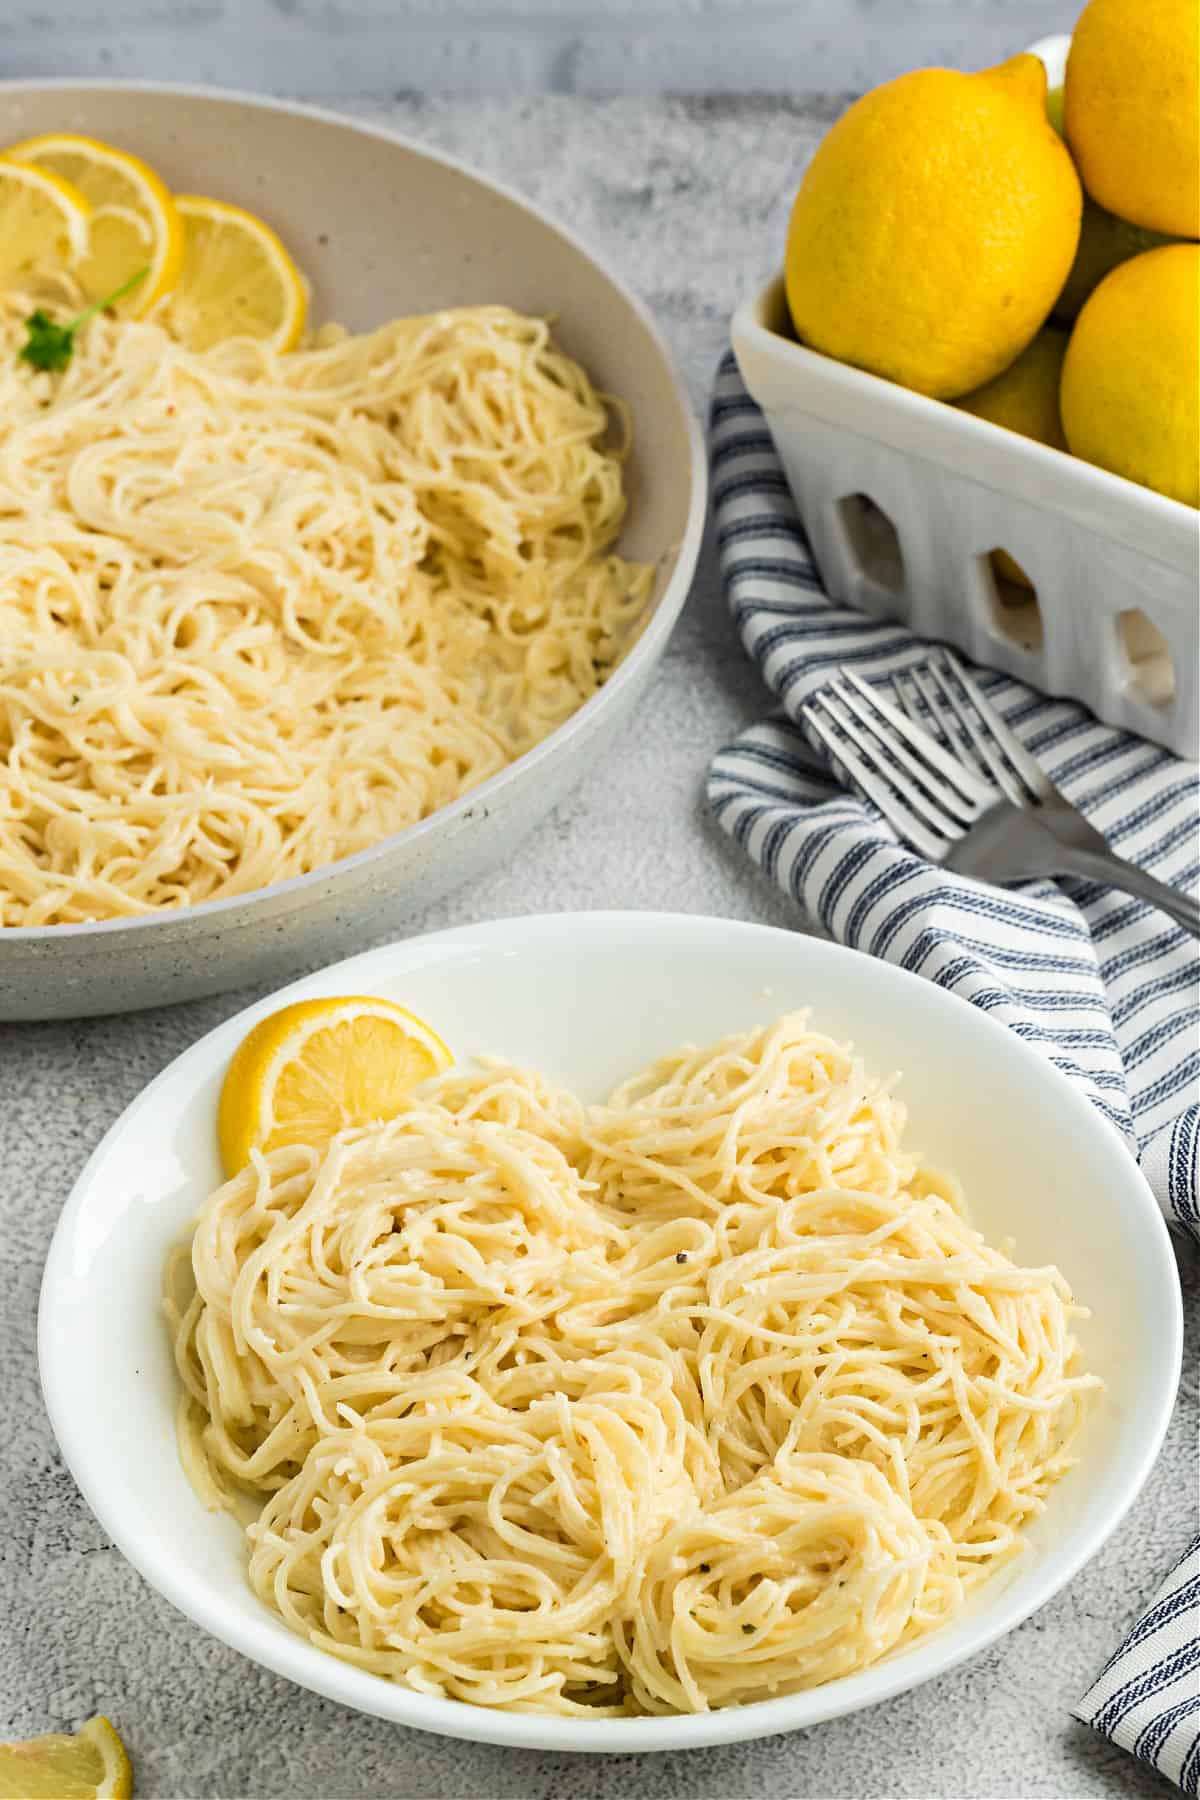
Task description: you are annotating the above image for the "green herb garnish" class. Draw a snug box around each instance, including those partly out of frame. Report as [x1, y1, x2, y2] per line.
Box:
[20, 266, 150, 372]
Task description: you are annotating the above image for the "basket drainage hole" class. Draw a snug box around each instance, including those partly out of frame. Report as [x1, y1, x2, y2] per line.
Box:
[1118, 609, 1175, 707]
[982, 549, 1043, 651]
[835, 494, 904, 594]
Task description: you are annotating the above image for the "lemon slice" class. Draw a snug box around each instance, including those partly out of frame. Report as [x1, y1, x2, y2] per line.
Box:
[0, 1716, 132, 1800]
[0, 156, 90, 289]
[166, 194, 307, 352]
[218, 996, 453, 1173]
[5, 132, 183, 315]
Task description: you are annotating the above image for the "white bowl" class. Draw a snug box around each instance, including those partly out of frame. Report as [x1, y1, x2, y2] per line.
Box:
[39, 912, 1181, 1753]
[0, 82, 706, 1022]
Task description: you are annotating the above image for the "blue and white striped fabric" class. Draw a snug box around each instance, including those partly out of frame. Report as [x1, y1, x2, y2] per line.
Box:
[707, 351, 1200, 1792]
[1075, 1533, 1200, 1794]
[707, 351, 1200, 1242]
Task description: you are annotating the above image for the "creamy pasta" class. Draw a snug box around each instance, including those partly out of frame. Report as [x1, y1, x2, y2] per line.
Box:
[0, 286, 653, 923]
[166, 1014, 1097, 1716]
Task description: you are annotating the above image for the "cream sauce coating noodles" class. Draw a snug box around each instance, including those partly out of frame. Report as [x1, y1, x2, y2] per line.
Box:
[0, 286, 653, 924]
[166, 1014, 1098, 1716]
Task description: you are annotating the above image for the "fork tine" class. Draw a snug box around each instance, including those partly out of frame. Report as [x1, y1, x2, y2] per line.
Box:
[831, 680, 978, 829]
[893, 667, 957, 757]
[909, 665, 962, 757]
[944, 657, 1055, 804]
[890, 671, 928, 733]
[925, 660, 1025, 806]
[802, 705, 949, 860]
[837, 668, 993, 811]
[805, 691, 964, 860]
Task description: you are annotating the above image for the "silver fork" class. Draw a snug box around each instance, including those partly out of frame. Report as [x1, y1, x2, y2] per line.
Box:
[801, 657, 1200, 938]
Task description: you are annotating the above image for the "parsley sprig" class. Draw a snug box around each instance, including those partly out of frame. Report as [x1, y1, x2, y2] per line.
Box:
[20, 266, 149, 372]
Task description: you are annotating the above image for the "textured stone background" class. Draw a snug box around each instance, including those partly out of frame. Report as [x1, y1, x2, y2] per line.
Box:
[2, 0, 1075, 93]
[1, 72, 1193, 1800]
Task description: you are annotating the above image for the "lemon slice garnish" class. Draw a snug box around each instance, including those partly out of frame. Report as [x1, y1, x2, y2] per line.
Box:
[218, 995, 453, 1174]
[0, 156, 90, 289]
[0, 1716, 133, 1800]
[5, 131, 183, 315]
[166, 194, 308, 353]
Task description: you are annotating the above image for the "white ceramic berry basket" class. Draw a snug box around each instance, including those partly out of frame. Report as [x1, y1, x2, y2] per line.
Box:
[731, 36, 1199, 760]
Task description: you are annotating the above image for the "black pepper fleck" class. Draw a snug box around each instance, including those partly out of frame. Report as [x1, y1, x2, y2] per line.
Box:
[675, 1251, 688, 1264]
[742, 1623, 754, 1634]
[698, 1562, 710, 1573]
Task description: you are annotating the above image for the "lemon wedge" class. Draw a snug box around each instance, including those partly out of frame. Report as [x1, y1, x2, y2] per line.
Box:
[0, 1716, 133, 1800]
[218, 995, 453, 1174]
[5, 132, 183, 314]
[166, 194, 307, 352]
[0, 156, 90, 289]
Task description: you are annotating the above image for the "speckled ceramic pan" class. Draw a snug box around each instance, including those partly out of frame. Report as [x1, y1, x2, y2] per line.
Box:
[0, 82, 706, 1021]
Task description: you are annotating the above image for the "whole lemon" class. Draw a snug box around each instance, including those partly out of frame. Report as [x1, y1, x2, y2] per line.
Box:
[957, 328, 1070, 586]
[1060, 243, 1200, 506]
[1065, 0, 1199, 238]
[785, 55, 1082, 400]
[957, 326, 1070, 449]
[1042, 85, 1176, 321]
[1053, 201, 1175, 322]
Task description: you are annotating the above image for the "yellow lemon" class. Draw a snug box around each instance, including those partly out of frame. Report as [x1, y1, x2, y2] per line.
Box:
[166, 195, 307, 352]
[1043, 74, 1177, 322]
[1053, 200, 1175, 322]
[1060, 243, 1199, 506]
[217, 995, 453, 1174]
[1065, 0, 1199, 238]
[5, 132, 183, 314]
[785, 55, 1081, 399]
[0, 156, 90, 289]
[957, 327, 1070, 588]
[957, 326, 1070, 450]
[0, 1716, 132, 1800]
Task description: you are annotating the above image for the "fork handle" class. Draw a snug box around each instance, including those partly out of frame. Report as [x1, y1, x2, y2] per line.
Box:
[1051, 846, 1200, 939]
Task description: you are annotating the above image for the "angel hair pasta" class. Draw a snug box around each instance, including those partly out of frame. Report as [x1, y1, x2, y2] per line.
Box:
[166, 1013, 1098, 1717]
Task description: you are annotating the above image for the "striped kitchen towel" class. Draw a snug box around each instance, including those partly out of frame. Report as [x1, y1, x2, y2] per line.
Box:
[707, 351, 1199, 1793]
[1074, 1533, 1200, 1794]
[707, 350, 1200, 1244]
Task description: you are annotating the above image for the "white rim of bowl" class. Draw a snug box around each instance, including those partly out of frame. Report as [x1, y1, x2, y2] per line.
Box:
[37, 912, 1184, 1753]
[0, 80, 708, 945]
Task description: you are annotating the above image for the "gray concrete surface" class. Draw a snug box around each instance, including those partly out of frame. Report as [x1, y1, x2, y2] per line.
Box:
[1, 94, 1192, 1800]
[0, 0, 1077, 94]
